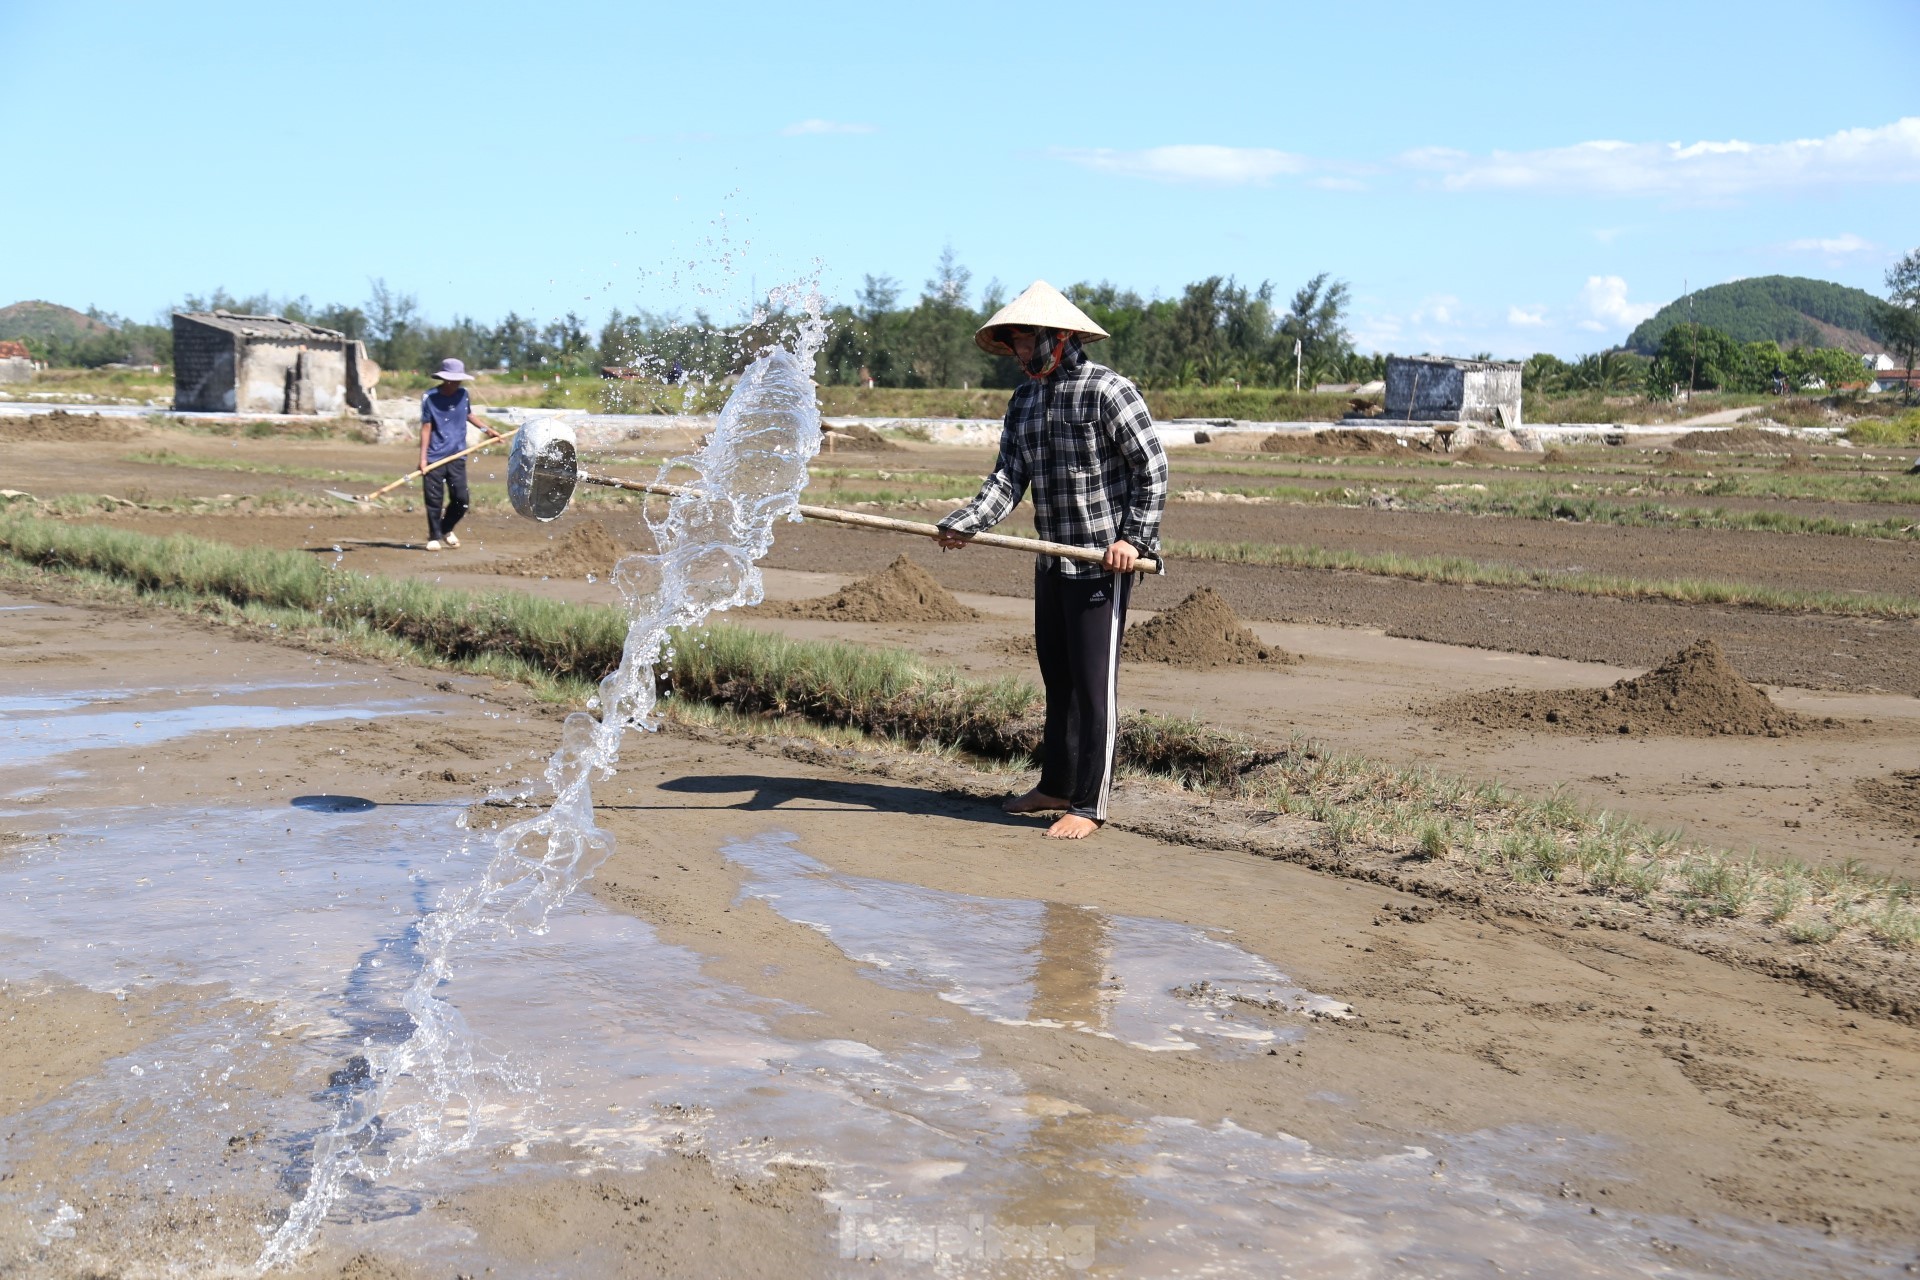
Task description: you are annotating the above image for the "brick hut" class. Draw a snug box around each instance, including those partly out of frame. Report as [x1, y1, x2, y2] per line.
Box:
[171, 311, 378, 415]
[1383, 355, 1523, 427]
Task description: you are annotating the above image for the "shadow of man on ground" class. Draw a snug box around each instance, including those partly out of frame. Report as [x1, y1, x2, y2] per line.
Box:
[648, 773, 1031, 828]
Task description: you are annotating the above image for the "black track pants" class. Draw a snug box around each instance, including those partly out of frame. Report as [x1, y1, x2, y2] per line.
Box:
[423, 457, 469, 541]
[1033, 564, 1132, 823]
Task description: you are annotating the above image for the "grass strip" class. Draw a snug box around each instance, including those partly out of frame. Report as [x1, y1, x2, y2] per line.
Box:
[1847, 411, 1920, 446]
[0, 512, 1911, 955]
[13, 488, 340, 517]
[0, 513, 1064, 762]
[120, 449, 391, 486]
[1407, 491, 1919, 540]
[1232, 748, 1918, 952]
[1161, 538, 1920, 618]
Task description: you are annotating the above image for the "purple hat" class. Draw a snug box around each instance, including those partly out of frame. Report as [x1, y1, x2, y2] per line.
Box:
[433, 357, 475, 382]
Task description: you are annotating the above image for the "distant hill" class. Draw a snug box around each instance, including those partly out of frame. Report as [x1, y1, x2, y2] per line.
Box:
[0, 300, 115, 345]
[1626, 276, 1886, 354]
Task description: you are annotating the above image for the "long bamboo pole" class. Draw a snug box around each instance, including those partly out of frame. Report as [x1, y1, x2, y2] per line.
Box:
[577, 471, 1163, 574]
[331, 416, 515, 503]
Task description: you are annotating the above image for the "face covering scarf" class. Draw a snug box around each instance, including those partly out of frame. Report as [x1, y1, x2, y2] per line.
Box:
[1020, 330, 1081, 380]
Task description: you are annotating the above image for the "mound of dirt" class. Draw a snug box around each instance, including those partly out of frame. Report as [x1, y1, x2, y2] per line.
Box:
[487, 518, 627, 578]
[821, 423, 902, 452]
[1261, 428, 1423, 457]
[1433, 639, 1804, 737]
[1121, 586, 1296, 668]
[764, 554, 980, 623]
[1671, 425, 1797, 452]
[0, 410, 137, 443]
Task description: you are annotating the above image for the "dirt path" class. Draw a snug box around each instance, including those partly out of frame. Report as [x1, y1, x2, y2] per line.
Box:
[1155, 502, 1920, 600]
[2, 593, 1918, 1275]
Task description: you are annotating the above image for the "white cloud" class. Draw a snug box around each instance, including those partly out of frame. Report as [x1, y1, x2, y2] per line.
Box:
[1508, 306, 1547, 327]
[780, 119, 876, 137]
[1411, 295, 1459, 326]
[1579, 276, 1658, 332]
[1784, 232, 1876, 254]
[1402, 117, 1920, 198]
[1592, 227, 1627, 244]
[1054, 144, 1309, 186]
[1350, 311, 1403, 352]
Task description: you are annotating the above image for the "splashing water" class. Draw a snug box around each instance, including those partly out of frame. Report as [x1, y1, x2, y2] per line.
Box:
[256, 301, 828, 1270]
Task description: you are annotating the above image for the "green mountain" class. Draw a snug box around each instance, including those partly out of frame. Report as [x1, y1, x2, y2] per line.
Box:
[1626, 276, 1886, 355]
[0, 300, 114, 345]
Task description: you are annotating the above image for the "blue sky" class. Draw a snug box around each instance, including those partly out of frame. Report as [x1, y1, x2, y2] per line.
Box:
[2, 0, 1915, 358]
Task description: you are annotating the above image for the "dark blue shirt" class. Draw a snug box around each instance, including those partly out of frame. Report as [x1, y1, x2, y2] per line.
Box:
[422, 388, 470, 460]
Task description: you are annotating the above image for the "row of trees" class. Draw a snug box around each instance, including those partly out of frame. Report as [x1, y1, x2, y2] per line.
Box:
[24, 248, 1917, 407]
[10, 307, 172, 367]
[168, 259, 1379, 392]
[812, 251, 1376, 391]
[1640, 328, 1869, 397]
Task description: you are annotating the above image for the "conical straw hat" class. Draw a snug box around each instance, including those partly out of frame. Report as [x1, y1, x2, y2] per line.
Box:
[975, 280, 1109, 356]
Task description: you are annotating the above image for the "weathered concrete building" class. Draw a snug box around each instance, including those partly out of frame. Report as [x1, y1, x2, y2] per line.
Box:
[0, 340, 32, 384]
[1383, 355, 1523, 427]
[171, 312, 378, 415]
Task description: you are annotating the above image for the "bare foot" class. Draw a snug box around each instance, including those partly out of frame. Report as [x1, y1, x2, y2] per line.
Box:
[1002, 788, 1068, 815]
[1045, 814, 1100, 840]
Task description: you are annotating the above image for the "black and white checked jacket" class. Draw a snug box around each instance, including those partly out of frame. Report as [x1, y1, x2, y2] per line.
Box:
[937, 343, 1168, 578]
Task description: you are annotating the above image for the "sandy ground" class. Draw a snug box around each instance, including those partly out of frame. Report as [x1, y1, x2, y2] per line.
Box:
[3, 594, 1920, 1276]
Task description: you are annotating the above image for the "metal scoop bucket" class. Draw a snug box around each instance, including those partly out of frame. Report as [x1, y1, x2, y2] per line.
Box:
[507, 418, 581, 522]
[504, 420, 1163, 573]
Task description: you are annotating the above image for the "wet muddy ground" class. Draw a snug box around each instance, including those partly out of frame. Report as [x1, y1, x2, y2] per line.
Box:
[4, 599, 1919, 1276]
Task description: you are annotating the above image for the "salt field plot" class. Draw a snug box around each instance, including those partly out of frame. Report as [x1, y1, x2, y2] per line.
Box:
[1, 803, 1890, 1277]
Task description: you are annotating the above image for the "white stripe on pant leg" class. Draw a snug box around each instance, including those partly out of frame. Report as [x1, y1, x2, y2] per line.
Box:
[1095, 570, 1122, 822]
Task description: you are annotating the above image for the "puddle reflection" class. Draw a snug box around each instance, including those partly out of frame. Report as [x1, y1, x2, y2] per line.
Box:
[727, 831, 1354, 1053]
[0, 686, 424, 770]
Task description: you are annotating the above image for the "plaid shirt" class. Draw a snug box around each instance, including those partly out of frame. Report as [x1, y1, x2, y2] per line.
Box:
[938, 341, 1168, 578]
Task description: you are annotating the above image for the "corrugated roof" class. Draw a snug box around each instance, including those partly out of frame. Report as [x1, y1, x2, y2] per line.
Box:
[1388, 355, 1523, 372]
[173, 311, 349, 341]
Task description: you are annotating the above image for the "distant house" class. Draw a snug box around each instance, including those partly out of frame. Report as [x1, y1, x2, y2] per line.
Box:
[171, 311, 378, 415]
[1869, 368, 1919, 395]
[0, 339, 31, 384]
[1383, 356, 1523, 427]
[1864, 353, 1899, 372]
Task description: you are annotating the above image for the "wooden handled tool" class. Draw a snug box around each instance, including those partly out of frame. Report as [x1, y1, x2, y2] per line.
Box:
[326, 416, 515, 504]
[579, 472, 1163, 574]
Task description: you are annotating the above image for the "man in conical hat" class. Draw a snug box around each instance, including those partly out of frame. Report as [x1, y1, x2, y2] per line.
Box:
[936, 281, 1169, 839]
